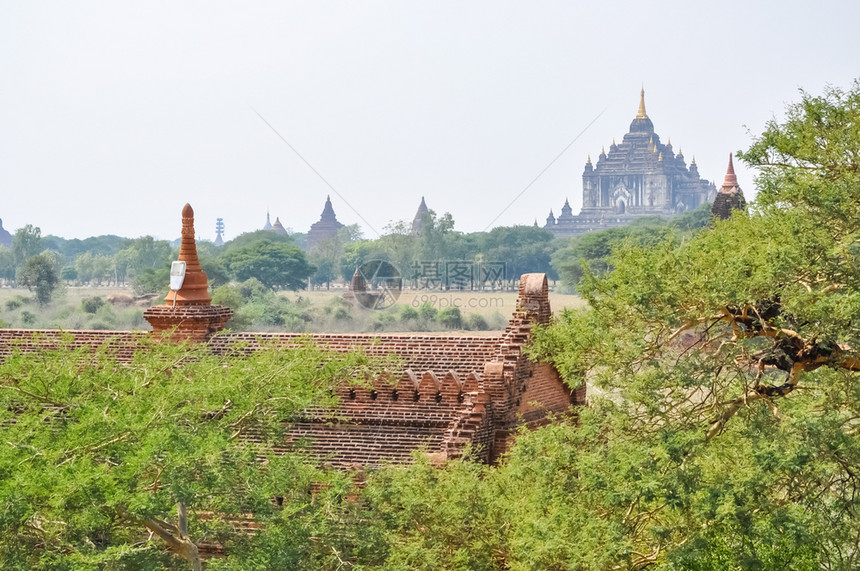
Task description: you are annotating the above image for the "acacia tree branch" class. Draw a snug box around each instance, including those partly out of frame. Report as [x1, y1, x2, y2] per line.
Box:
[117, 504, 201, 571]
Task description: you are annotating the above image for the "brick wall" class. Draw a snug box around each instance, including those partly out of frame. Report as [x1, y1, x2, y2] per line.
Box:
[0, 273, 583, 467]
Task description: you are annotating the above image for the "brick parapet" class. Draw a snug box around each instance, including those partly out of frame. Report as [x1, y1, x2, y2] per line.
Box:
[144, 305, 233, 343]
[0, 273, 581, 468]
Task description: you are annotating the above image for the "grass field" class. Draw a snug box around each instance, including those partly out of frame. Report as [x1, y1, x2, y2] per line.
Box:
[0, 285, 584, 332]
[297, 288, 586, 319]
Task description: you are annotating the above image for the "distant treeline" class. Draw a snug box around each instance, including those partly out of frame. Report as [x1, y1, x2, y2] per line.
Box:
[0, 205, 712, 304]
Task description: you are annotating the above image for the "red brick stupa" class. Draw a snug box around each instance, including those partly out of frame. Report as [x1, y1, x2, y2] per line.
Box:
[144, 204, 232, 342]
[710, 153, 747, 220]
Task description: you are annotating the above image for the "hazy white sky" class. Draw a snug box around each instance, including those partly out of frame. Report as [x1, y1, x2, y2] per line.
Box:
[2, 1, 858, 241]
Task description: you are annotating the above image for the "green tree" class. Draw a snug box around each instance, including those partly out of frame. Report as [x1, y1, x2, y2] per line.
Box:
[524, 79, 860, 568]
[221, 230, 294, 253]
[478, 225, 557, 286]
[200, 257, 230, 288]
[115, 236, 173, 285]
[0, 338, 393, 570]
[222, 241, 314, 291]
[42, 234, 129, 265]
[551, 205, 710, 290]
[15, 253, 60, 305]
[11, 225, 42, 267]
[0, 247, 16, 285]
[132, 267, 170, 295]
[60, 266, 77, 284]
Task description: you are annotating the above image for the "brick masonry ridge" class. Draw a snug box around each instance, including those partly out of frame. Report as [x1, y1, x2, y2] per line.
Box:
[0, 273, 584, 467]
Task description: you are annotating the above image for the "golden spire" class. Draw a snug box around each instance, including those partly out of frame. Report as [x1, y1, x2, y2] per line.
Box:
[636, 88, 648, 119]
[649, 136, 653, 145]
[601, 145, 605, 155]
[691, 155, 696, 164]
[678, 147, 683, 155]
[586, 155, 592, 164]
[612, 138, 616, 147]
[658, 152, 663, 161]
[667, 137, 671, 146]
[653, 145, 658, 153]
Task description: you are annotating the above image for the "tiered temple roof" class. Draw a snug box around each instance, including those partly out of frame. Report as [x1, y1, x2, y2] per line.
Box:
[411, 196, 429, 235]
[546, 89, 717, 236]
[306, 195, 344, 249]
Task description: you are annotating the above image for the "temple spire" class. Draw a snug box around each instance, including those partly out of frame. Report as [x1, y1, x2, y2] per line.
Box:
[636, 88, 648, 119]
[722, 153, 739, 188]
[143, 203, 233, 343]
[164, 204, 211, 306]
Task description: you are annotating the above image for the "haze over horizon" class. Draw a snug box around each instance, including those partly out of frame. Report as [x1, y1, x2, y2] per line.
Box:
[2, 1, 858, 241]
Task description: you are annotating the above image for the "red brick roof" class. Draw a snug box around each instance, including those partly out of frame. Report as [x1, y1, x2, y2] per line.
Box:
[0, 274, 580, 466]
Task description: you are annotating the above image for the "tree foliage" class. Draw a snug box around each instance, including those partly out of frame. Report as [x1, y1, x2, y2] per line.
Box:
[11, 225, 43, 267]
[523, 79, 860, 568]
[221, 240, 314, 290]
[15, 253, 60, 305]
[0, 337, 393, 570]
[551, 204, 711, 290]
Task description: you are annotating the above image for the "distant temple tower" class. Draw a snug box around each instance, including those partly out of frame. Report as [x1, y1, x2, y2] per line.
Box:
[710, 153, 746, 220]
[546, 89, 716, 236]
[271, 217, 288, 235]
[411, 196, 429, 235]
[306, 195, 344, 249]
[144, 204, 232, 342]
[0, 219, 11, 248]
[214, 218, 225, 246]
[262, 211, 273, 231]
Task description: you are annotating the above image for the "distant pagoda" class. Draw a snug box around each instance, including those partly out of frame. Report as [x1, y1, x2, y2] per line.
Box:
[710, 153, 746, 220]
[306, 195, 344, 249]
[411, 196, 429, 235]
[546, 89, 716, 236]
[262, 211, 273, 231]
[0, 219, 11, 248]
[271, 217, 288, 235]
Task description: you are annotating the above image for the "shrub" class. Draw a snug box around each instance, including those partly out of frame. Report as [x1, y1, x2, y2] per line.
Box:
[438, 307, 462, 329]
[81, 296, 106, 314]
[466, 313, 489, 330]
[211, 284, 245, 310]
[399, 306, 419, 321]
[418, 302, 438, 322]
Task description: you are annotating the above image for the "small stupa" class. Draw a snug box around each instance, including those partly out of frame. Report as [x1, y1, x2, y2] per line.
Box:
[144, 204, 233, 342]
[411, 197, 429, 235]
[271, 217, 288, 235]
[710, 154, 747, 220]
